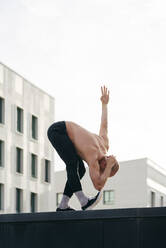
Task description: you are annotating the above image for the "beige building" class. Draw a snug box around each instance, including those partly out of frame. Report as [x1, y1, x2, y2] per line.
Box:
[55, 158, 166, 210]
[0, 62, 55, 213]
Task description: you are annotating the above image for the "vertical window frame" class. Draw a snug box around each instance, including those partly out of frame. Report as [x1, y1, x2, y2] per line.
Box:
[160, 196, 164, 207]
[16, 147, 23, 174]
[16, 188, 23, 213]
[0, 183, 4, 211]
[0, 140, 5, 167]
[151, 191, 155, 207]
[45, 159, 51, 183]
[0, 97, 5, 124]
[16, 106, 24, 133]
[31, 192, 37, 213]
[31, 115, 38, 140]
[31, 153, 38, 178]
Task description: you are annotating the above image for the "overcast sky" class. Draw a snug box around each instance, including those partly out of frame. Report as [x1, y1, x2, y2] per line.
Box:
[0, 0, 166, 171]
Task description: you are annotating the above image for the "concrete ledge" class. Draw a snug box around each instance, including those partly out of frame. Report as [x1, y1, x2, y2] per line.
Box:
[0, 207, 166, 248]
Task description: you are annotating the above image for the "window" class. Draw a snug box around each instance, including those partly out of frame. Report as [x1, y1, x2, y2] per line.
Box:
[31, 154, 37, 178]
[44, 159, 51, 183]
[56, 193, 63, 206]
[31, 192, 37, 213]
[160, 196, 164, 207]
[151, 191, 155, 207]
[16, 188, 23, 213]
[0, 140, 4, 167]
[103, 190, 115, 205]
[0, 97, 5, 124]
[0, 184, 4, 210]
[32, 115, 38, 140]
[17, 107, 23, 133]
[16, 147, 23, 173]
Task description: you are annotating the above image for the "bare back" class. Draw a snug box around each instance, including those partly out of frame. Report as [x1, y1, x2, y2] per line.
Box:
[65, 121, 108, 166]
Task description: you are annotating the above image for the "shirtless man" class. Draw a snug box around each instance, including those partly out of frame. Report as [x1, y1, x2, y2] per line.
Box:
[47, 86, 119, 211]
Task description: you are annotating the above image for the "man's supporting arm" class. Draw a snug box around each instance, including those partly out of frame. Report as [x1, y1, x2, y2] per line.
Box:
[89, 157, 116, 191]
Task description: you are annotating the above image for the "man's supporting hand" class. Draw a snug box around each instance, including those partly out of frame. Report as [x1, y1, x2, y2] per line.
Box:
[100, 85, 110, 105]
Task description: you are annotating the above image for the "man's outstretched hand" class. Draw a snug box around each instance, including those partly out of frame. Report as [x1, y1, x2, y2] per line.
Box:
[100, 85, 109, 104]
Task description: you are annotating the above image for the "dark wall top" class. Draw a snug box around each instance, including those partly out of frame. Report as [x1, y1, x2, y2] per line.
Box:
[0, 207, 166, 248]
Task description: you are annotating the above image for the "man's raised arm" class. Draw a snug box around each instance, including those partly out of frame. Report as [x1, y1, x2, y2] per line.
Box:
[99, 86, 110, 149]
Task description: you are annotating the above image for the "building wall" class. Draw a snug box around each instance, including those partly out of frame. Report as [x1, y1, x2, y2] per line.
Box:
[0, 62, 55, 213]
[104, 158, 147, 209]
[146, 158, 166, 207]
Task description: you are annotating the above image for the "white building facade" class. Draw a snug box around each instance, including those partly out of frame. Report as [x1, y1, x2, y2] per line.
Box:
[0, 62, 55, 214]
[54, 158, 166, 210]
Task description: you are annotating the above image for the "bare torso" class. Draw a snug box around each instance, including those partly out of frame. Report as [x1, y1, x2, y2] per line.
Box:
[65, 121, 108, 166]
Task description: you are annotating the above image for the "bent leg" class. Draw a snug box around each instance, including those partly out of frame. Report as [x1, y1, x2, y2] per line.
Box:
[64, 159, 82, 195]
[63, 157, 86, 198]
[58, 157, 88, 209]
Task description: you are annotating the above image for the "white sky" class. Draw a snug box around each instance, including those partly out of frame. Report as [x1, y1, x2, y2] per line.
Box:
[0, 0, 166, 171]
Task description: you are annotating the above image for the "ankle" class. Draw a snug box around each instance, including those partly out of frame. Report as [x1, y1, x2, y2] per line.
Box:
[75, 191, 88, 207]
[58, 194, 70, 209]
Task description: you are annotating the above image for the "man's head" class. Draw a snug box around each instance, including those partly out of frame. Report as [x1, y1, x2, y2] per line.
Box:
[99, 155, 119, 177]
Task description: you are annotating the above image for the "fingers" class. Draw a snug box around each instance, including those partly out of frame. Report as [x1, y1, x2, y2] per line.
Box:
[104, 85, 107, 95]
[101, 86, 104, 95]
[101, 85, 109, 95]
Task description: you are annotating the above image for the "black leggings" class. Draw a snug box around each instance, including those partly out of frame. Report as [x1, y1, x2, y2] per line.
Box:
[47, 121, 86, 198]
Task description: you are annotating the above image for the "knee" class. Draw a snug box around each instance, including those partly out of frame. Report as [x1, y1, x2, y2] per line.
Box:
[67, 166, 78, 183]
